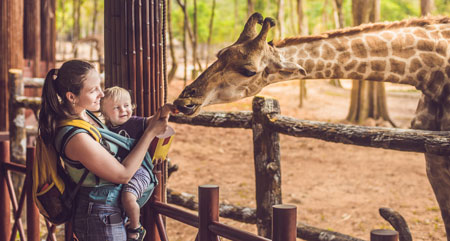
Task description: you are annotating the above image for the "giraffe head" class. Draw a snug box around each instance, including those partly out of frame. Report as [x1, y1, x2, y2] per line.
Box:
[174, 13, 307, 116]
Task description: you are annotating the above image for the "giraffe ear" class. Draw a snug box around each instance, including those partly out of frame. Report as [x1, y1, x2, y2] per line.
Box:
[266, 61, 307, 76]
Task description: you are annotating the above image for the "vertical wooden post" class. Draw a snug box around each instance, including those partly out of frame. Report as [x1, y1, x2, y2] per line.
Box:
[26, 147, 39, 241]
[198, 185, 219, 241]
[252, 96, 282, 238]
[0, 141, 11, 241]
[370, 229, 399, 241]
[24, 0, 41, 77]
[8, 69, 26, 164]
[145, 169, 162, 241]
[272, 205, 296, 241]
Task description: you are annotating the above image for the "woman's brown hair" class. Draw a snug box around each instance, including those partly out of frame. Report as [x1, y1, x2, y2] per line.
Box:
[38, 60, 95, 145]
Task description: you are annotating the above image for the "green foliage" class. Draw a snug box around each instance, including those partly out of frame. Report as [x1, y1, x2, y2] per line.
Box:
[380, 0, 419, 21]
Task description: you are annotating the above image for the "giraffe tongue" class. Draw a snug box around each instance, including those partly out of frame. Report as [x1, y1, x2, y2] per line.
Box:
[176, 104, 197, 115]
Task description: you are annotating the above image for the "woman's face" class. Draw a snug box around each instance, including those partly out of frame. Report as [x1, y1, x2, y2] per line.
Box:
[73, 69, 104, 112]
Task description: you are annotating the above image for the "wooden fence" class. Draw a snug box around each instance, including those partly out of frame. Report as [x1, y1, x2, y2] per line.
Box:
[5, 68, 440, 240]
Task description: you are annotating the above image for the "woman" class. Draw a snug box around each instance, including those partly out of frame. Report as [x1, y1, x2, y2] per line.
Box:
[38, 60, 173, 240]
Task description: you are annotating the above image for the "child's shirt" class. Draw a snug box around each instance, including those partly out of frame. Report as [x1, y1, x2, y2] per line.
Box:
[109, 116, 146, 161]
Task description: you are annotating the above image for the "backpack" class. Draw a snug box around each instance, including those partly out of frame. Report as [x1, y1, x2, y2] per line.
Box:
[32, 119, 101, 225]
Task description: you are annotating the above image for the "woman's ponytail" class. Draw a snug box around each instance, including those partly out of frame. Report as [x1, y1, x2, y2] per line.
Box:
[38, 69, 60, 145]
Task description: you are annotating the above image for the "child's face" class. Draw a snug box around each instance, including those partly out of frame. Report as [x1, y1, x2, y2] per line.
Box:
[102, 94, 133, 126]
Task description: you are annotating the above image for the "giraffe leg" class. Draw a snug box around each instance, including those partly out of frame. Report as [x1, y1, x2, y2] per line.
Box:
[411, 95, 450, 239]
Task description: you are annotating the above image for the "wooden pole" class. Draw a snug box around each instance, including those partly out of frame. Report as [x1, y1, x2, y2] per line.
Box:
[370, 229, 399, 241]
[26, 147, 39, 241]
[0, 141, 11, 241]
[134, 0, 144, 116]
[1, 0, 24, 131]
[198, 185, 220, 241]
[272, 205, 296, 241]
[8, 69, 26, 164]
[145, 169, 162, 241]
[24, 0, 41, 77]
[252, 96, 282, 238]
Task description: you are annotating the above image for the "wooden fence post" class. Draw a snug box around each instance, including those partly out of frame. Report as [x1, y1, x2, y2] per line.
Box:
[252, 96, 282, 238]
[198, 185, 220, 241]
[145, 169, 162, 241]
[8, 69, 26, 164]
[370, 229, 399, 241]
[272, 204, 296, 241]
[26, 147, 39, 241]
[0, 141, 11, 241]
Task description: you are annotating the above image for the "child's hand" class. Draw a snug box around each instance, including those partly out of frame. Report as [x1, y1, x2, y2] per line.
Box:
[159, 104, 178, 119]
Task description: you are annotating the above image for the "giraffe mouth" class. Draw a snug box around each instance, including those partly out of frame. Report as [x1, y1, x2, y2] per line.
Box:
[176, 104, 199, 116]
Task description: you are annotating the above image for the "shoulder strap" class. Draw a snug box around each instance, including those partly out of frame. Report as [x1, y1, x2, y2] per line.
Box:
[58, 119, 101, 142]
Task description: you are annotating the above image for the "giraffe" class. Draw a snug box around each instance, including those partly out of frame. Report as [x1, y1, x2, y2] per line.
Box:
[174, 12, 450, 238]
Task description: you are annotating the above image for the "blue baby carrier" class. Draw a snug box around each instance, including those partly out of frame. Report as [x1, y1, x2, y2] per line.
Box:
[54, 111, 157, 208]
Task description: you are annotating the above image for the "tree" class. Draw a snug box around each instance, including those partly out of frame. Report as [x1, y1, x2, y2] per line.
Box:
[205, 0, 216, 67]
[347, 0, 394, 126]
[275, 0, 285, 39]
[421, 0, 435, 16]
[297, 0, 307, 107]
[247, 0, 254, 18]
[167, 0, 178, 83]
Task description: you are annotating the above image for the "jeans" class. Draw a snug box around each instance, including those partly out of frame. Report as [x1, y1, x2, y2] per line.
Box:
[73, 196, 126, 241]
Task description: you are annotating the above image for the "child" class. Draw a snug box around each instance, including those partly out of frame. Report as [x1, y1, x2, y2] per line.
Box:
[100, 86, 173, 241]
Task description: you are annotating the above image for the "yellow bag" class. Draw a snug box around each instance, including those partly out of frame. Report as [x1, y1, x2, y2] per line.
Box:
[32, 120, 100, 225]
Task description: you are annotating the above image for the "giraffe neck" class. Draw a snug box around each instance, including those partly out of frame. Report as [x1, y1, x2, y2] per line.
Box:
[276, 21, 450, 101]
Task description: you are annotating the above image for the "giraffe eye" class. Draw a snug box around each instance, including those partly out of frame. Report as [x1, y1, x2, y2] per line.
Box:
[240, 68, 256, 77]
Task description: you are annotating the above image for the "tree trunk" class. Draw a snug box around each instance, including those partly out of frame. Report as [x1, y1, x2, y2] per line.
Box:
[296, 0, 307, 107]
[247, 0, 254, 18]
[421, 0, 435, 16]
[183, 0, 187, 86]
[276, 0, 285, 40]
[191, 0, 198, 80]
[167, 0, 178, 83]
[72, 0, 81, 57]
[90, 0, 99, 60]
[347, 0, 394, 126]
[329, 0, 343, 87]
[205, 0, 216, 67]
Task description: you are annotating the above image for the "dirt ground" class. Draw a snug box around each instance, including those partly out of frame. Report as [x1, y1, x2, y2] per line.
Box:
[163, 78, 446, 241]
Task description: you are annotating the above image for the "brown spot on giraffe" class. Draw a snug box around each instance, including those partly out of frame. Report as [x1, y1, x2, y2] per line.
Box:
[442, 30, 450, 39]
[331, 64, 344, 78]
[380, 31, 394, 41]
[427, 71, 446, 96]
[308, 42, 321, 58]
[316, 60, 325, 71]
[351, 38, 367, 58]
[345, 60, 358, 71]
[338, 52, 351, 64]
[304, 59, 315, 73]
[413, 28, 429, 39]
[348, 72, 363, 79]
[385, 74, 400, 83]
[430, 30, 440, 39]
[446, 66, 450, 78]
[436, 40, 447, 56]
[420, 53, 444, 67]
[371, 60, 386, 71]
[405, 34, 415, 45]
[366, 36, 388, 57]
[325, 69, 331, 78]
[357, 62, 367, 74]
[417, 70, 428, 83]
[390, 59, 406, 75]
[367, 72, 384, 80]
[326, 62, 332, 68]
[297, 59, 305, 67]
[298, 49, 308, 58]
[409, 58, 423, 73]
[315, 72, 324, 79]
[322, 44, 336, 60]
[391, 35, 415, 58]
[418, 39, 435, 51]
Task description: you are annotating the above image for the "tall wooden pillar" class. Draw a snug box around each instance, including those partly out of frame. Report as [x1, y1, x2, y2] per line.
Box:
[105, 0, 163, 116]
[0, 0, 24, 131]
[24, 0, 41, 77]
